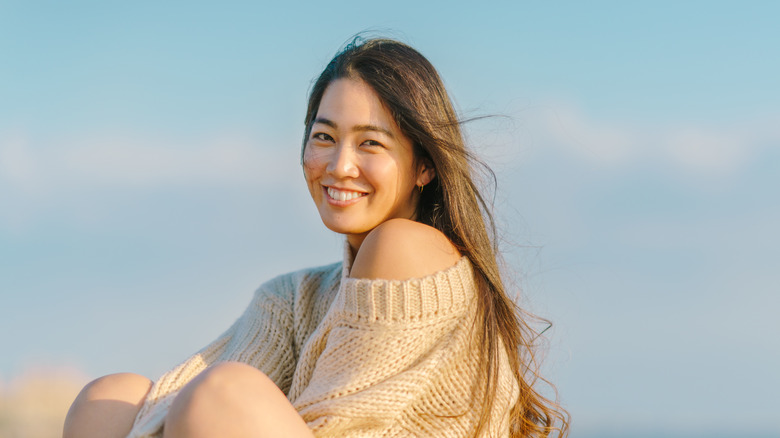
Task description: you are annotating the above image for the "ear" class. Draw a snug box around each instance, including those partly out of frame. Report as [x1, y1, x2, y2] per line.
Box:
[416, 158, 436, 187]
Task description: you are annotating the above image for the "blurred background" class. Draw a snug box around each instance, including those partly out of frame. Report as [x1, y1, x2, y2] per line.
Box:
[1, 1, 778, 437]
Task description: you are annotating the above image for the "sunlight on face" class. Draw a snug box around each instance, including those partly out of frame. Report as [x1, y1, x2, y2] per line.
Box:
[302, 79, 428, 248]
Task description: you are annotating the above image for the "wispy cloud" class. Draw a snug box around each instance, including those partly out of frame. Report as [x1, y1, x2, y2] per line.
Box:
[530, 102, 780, 177]
[0, 131, 304, 232]
[535, 103, 637, 166]
[662, 117, 780, 175]
[0, 133, 41, 194]
[0, 132, 299, 194]
[3, 107, 776, 197]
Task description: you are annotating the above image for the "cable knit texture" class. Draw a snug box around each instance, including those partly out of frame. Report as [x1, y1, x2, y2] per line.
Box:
[126, 246, 520, 437]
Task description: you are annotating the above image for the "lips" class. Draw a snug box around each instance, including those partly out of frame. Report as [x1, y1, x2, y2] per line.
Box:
[326, 186, 367, 202]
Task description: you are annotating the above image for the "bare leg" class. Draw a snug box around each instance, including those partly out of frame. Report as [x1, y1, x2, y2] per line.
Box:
[63, 373, 152, 438]
[163, 362, 314, 438]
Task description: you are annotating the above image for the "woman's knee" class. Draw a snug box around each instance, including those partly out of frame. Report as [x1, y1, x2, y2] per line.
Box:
[165, 362, 310, 438]
[77, 373, 152, 402]
[176, 362, 281, 405]
[64, 373, 152, 438]
[165, 363, 278, 428]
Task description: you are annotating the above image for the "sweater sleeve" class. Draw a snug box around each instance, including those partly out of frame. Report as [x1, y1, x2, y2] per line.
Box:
[288, 257, 519, 437]
[126, 274, 298, 438]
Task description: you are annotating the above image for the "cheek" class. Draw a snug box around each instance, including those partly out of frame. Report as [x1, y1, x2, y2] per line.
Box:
[302, 146, 325, 181]
[362, 157, 401, 192]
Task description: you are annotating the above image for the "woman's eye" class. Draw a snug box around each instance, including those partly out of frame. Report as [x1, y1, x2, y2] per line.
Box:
[312, 132, 333, 142]
[362, 139, 384, 148]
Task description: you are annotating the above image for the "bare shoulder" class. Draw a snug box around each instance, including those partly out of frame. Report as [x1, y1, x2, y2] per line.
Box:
[350, 218, 462, 280]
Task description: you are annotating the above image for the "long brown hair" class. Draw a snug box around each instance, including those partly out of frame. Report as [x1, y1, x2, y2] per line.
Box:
[302, 37, 569, 438]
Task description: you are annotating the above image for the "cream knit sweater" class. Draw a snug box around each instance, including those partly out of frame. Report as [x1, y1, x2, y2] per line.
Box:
[127, 247, 519, 437]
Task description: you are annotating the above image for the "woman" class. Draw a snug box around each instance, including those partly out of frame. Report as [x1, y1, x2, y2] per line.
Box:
[64, 38, 568, 438]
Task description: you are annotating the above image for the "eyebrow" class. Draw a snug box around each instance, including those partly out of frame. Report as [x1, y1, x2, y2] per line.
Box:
[313, 117, 396, 139]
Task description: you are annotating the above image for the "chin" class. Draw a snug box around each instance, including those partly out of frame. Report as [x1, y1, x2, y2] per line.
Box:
[320, 217, 368, 236]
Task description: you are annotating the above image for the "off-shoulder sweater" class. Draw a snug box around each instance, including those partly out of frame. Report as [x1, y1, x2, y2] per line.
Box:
[127, 247, 520, 437]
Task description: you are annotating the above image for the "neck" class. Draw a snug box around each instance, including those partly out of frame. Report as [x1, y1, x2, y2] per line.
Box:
[347, 233, 366, 258]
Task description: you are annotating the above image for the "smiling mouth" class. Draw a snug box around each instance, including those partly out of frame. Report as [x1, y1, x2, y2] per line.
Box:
[326, 187, 367, 202]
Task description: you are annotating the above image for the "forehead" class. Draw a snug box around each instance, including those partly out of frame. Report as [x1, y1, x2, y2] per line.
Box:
[316, 79, 396, 129]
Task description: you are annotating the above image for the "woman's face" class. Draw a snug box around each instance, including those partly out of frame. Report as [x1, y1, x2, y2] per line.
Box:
[302, 78, 433, 250]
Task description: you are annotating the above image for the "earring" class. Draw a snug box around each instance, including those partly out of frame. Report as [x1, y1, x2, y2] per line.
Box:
[418, 184, 424, 194]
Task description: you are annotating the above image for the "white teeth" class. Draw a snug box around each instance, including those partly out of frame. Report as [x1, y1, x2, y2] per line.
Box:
[327, 187, 364, 202]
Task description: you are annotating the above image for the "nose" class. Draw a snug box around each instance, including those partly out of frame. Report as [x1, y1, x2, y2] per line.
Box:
[326, 143, 359, 178]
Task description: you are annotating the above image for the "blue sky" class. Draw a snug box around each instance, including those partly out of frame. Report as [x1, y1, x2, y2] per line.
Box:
[1, 1, 778, 436]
